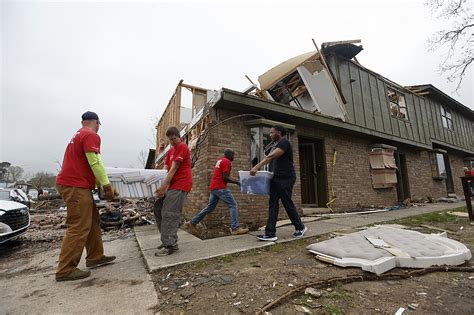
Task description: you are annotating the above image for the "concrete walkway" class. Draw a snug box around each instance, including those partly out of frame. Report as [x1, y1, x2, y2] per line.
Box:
[136, 202, 467, 272]
[1, 235, 158, 314]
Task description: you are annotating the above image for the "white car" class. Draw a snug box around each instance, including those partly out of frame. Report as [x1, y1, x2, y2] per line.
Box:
[0, 200, 30, 244]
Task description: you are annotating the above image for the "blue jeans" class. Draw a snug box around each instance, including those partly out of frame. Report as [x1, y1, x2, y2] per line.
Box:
[265, 177, 304, 237]
[191, 188, 240, 230]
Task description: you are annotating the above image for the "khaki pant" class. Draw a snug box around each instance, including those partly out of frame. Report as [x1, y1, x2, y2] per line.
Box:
[56, 184, 104, 275]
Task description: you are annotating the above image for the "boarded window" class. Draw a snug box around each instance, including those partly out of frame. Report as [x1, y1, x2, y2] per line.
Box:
[441, 106, 453, 130]
[369, 148, 397, 189]
[387, 88, 408, 120]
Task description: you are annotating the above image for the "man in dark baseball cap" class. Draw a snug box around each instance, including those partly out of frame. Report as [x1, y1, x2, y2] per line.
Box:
[81, 111, 101, 124]
[55, 110, 117, 281]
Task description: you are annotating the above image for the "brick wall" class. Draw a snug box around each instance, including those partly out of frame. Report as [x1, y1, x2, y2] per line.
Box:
[183, 107, 466, 230]
[401, 148, 445, 200]
[297, 125, 398, 209]
[405, 148, 466, 200]
[449, 153, 469, 196]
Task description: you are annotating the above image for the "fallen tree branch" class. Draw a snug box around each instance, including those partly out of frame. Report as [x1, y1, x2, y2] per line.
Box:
[256, 266, 474, 314]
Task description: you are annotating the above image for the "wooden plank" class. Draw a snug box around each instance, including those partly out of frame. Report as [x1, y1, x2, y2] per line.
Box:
[368, 74, 384, 132]
[359, 70, 376, 130]
[348, 62, 366, 126]
[376, 79, 392, 134]
[338, 60, 355, 123]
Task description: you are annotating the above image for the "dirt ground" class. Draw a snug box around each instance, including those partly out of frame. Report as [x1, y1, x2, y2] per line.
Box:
[150, 209, 474, 315]
[1, 204, 473, 314]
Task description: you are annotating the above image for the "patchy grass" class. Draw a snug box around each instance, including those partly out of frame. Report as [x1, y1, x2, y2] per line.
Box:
[190, 260, 209, 269]
[268, 243, 285, 253]
[391, 209, 466, 226]
[244, 248, 259, 256]
[325, 304, 344, 315]
[325, 282, 352, 300]
[217, 255, 233, 263]
[449, 206, 468, 213]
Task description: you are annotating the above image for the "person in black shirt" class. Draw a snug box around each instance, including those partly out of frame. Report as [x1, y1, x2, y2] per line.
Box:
[250, 125, 307, 241]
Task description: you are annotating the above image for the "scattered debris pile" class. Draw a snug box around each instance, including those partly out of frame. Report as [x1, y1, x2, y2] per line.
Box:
[31, 198, 65, 211]
[99, 198, 155, 230]
[22, 198, 155, 246]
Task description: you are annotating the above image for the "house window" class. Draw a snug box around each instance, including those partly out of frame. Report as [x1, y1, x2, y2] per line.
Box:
[436, 153, 447, 177]
[441, 106, 453, 130]
[387, 88, 408, 120]
[250, 126, 291, 171]
[430, 151, 447, 178]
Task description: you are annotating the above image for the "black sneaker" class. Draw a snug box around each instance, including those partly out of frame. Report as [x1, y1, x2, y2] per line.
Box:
[293, 226, 307, 238]
[256, 234, 278, 241]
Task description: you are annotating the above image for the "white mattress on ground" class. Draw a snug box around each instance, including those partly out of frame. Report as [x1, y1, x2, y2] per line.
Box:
[306, 226, 471, 275]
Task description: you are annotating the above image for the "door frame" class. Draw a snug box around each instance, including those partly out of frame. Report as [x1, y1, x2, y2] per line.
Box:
[395, 152, 411, 201]
[443, 154, 455, 193]
[298, 136, 328, 207]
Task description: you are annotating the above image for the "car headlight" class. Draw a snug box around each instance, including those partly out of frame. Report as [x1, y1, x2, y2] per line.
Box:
[0, 222, 13, 234]
[0, 210, 5, 216]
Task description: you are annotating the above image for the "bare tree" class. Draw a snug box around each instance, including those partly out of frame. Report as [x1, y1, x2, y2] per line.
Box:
[137, 149, 148, 168]
[6, 166, 24, 182]
[0, 162, 11, 181]
[427, 0, 473, 89]
[54, 159, 62, 173]
[28, 172, 56, 189]
[148, 115, 159, 148]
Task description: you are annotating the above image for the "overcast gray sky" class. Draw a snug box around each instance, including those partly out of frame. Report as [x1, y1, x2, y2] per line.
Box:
[1, 0, 472, 177]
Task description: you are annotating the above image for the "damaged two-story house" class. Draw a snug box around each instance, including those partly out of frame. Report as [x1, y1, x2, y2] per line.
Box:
[154, 40, 474, 230]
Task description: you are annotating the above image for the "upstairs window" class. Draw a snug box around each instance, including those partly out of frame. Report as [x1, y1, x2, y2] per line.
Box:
[441, 106, 453, 130]
[387, 88, 408, 121]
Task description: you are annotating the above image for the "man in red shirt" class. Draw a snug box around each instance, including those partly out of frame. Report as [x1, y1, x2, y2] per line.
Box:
[55, 111, 117, 281]
[154, 126, 193, 256]
[186, 149, 248, 235]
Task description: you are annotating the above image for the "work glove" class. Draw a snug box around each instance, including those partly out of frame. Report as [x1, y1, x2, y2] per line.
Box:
[102, 184, 119, 201]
